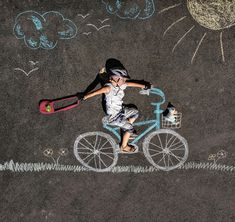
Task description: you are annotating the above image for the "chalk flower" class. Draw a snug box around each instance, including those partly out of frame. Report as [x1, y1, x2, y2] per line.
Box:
[43, 148, 54, 157]
[217, 150, 227, 159]
[208, 154, 216, 160]
[58, 148, 69, 156]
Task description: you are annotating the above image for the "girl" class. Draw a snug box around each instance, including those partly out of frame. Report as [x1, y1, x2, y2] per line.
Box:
[82, 67, 151, 153]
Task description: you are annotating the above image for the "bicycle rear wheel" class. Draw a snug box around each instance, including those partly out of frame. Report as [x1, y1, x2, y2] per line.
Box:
[74, 132, 118, 172]
[143, 129, 188, 171]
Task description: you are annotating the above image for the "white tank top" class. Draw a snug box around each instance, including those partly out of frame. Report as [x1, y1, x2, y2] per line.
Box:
[104, 83, 127, 116]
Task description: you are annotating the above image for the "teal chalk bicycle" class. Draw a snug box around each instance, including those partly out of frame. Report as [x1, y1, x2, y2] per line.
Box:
[74, 87, 188, 172]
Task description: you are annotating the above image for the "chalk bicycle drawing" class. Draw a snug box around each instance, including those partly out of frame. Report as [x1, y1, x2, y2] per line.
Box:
[74, 87, 188, 172]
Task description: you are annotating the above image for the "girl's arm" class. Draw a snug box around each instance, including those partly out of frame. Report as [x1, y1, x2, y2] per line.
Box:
[126, 82, 145, 89]
[83, 86, 110, 100]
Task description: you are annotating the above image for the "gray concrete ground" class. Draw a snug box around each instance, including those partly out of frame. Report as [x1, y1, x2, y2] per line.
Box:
[0, 0, 234, 221]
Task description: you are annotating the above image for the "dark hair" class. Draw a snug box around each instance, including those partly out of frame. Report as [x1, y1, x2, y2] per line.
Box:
[105, 58, 126, 74]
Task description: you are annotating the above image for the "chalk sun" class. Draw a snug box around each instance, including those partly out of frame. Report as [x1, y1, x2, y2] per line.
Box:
[159, 0, 235, 63]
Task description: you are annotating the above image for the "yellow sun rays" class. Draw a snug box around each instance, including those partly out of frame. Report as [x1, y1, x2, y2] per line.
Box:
[159, 0, 235, 64]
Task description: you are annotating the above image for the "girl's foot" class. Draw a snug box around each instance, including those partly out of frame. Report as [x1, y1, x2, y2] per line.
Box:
[120, 144, 136, 153]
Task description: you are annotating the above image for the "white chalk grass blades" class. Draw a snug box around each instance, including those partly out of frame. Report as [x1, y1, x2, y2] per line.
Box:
[1, 160, 234, 173]
[74, 132, 118, 172]
[143, 129, 188, 171]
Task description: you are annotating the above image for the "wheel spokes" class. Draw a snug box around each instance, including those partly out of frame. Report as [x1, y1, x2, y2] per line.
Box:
[150, 150, 165, 158]
[99, 146, 114, 151]
[100, 152, 115, 161]
[168, 154, 174, 166]
[82, 137, 95, 150]
[170, 144, 185, 151]
[77, 151, 93, 155]
[86, 155, 95, 165]
[94, 135, 99, 149]
[82, 153, 93, 161]
[149, 142, 164, 150]
[96, 136, 103, 150]
[99, 140, 109, 150]
[74, 133, 118, 171]
[169, 151, 183, 162]
[166, 135, 177, 148]
[78, 141, 93, 152]
[157, 134, 163, 149]
[143, 130, 188, 171]
[99, 155, 108, 168]
[156, 153, 166, 165]
[94, 154, 97, 168]
[163, 153, 167, 167]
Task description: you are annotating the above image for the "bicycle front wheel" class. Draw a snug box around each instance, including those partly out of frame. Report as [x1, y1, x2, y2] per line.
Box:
[74, 132, 118, 172]
[143, 129, 188, 171]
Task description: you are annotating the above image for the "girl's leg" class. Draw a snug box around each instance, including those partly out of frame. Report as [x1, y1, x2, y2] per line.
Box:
[120, 125, 136, 152]
[121, 131, 131, 148]
[120, 107, 139, 151]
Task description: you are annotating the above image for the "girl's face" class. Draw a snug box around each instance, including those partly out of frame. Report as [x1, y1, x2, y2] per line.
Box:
[110, 76, 127, 87]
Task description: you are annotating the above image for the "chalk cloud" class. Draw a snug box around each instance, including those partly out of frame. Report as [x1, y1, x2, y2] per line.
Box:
[13, 10, 77, 49]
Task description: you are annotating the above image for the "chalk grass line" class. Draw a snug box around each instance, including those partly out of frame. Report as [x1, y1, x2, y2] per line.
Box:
[77, 13, 90, 19]
[172, 25, 195, 53]
[86, 24, 110, 31]
[0, 160, 234, 173]
[98, 18, 110, 23]
[191, 32, 207, 64]
[163, 16, 187, 37]
[14, 67, 39, 76]
[220, 32, 225, 62]
[158, 3, 182, 14]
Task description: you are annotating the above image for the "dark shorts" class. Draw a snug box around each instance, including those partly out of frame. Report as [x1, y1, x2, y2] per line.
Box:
[106, 105, 139, 133]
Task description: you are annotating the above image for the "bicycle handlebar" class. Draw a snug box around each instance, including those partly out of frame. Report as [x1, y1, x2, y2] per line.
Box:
[139, 87, 165, 105]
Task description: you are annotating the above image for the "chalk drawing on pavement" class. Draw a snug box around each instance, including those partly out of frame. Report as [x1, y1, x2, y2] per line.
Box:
[208, 150, 228, 165]
[43, 147, 69, 165]
[14, 60, 39, 77]
[82, 32, 92, 35]
[86, 23, 110, 31]
[13, 10, 77, 49]
[14, 67, 39, 77]
[98, 18, 110, 23]
[102, 0, 155, 20]
[80, 17, 111, 36]
[29, 60, 39, 66]
[0, 160, 234, 173]
[73, 88, 188, 172]
[77, 13, 90, 19]
[160, 0, 235, 63]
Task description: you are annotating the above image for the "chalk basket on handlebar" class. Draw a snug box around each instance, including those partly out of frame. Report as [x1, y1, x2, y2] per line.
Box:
[161, 112, 182, 129]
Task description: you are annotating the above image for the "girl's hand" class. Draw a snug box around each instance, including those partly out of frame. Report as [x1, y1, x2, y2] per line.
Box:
[144, 82, 152, 90]
[76, 92, 85, 101]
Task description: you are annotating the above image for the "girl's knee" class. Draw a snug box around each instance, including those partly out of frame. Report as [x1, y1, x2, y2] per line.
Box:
[122, 122, 134, 133]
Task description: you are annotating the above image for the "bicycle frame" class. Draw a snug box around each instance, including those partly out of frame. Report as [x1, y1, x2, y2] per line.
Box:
[103, 87, 166, 144]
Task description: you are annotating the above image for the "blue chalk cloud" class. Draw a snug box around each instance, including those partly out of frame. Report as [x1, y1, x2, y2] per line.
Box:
[13, 11, 78, 49]
[102, 0, 155, 20]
